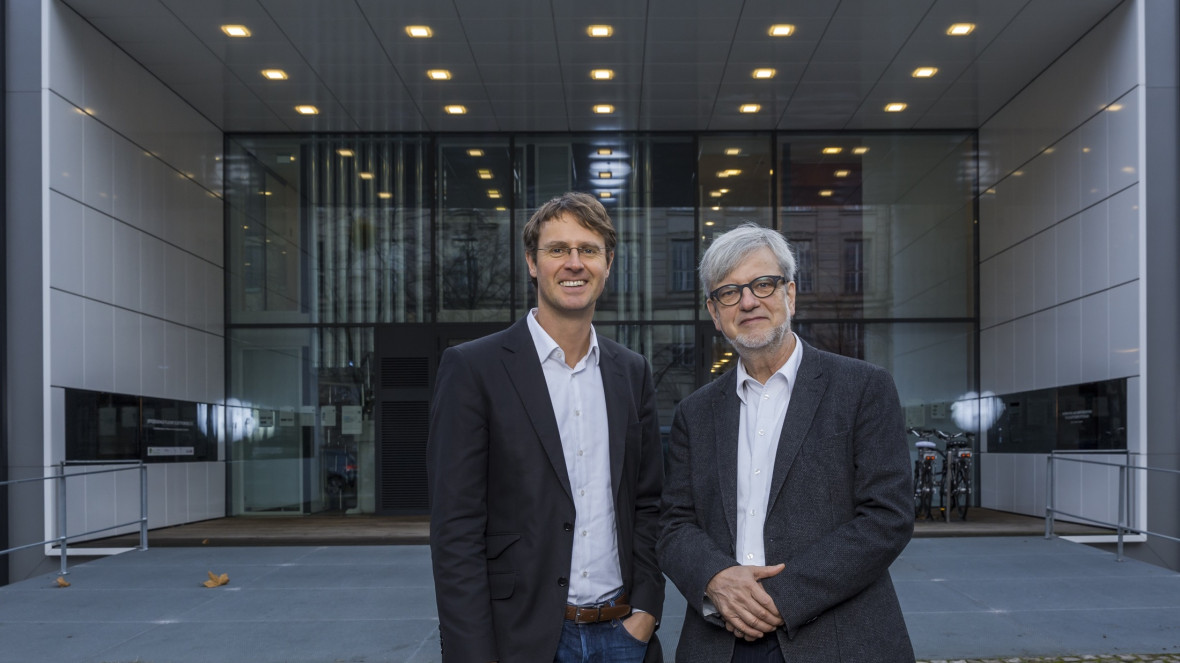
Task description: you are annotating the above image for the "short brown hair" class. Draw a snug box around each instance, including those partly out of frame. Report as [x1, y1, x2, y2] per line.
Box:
[522, 192, 617, 254]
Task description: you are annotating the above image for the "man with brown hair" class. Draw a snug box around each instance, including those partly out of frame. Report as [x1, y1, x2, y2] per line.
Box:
[428, 192, 665, 663]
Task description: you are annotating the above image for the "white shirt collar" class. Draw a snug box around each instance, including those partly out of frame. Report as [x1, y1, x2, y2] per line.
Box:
[526, 308, 600, 368]
[734, 332, 802, 403]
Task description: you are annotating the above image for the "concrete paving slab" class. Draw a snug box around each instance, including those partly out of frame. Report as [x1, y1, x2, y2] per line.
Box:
[1, 536, 1177, 663]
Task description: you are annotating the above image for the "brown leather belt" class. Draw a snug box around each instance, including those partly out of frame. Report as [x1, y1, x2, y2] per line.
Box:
[564, 593, 631, 623]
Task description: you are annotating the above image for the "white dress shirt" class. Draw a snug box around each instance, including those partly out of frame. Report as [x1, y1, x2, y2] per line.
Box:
[733, 333, 802, 567]
[527, 310, 622, 605]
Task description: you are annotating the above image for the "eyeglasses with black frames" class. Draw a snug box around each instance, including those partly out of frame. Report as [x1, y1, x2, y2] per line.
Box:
[708, 275, 786, 306]
[538, 244, 607, 260]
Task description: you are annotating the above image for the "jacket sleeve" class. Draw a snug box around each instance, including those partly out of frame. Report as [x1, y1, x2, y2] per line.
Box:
[761, 365, 914, 636]
[628, 357, 666, 622]
[427, 345, 499, 663]
[657, 398, 743, 622]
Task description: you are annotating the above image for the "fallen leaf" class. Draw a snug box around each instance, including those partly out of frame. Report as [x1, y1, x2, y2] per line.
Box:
[202, 571, 230, 588]
[55, 577, 70, 588]
[201, 539, 209, 545]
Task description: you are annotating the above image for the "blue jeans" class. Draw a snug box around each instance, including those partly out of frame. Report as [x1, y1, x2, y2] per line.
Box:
[554, 618, 648, 663]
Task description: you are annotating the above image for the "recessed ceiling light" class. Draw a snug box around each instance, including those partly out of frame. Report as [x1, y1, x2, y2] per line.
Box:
[705, 220, 715, 226]
[378, 192, 393, 199]
[711, 206, 721, 211]
[912, 67, 938, 78]
[261, 69, 288, 80]
[427, 69, 452, 80]
[717, 171, 730, 178]
[769, 24, 795, 37]
[590, 69, 615, 80]
[884, 102, 907, 112]
[710, 191, 723, 198]
[221, 25, 251, 37]
[818, 190, 833, 197]
[1107, 103, 1124, 111]
[495, 206, 507, 211]
[445, 105, 467, 115]
[294, 105, 319, 115]
[597, 148, 613, 155]
[358, 172, 374, 180]
[752, 68, 776, 79]
[477, 169, 493, 179]
[718, 188, 730, 194]
[593, 104, 614, 114]
[487, 189, 502, 199]
[467, 149, 484, 157]
[739, 104, 761, 113]
[587, 25, 613, 37]
[822, 147, 842, 155]
[599, 171, 613, 179]
[852, 146, 869, 155]
[599, 191, 612, 199]
[406, 25, 433, 38]
[725, 147, 741, 156]
[725, 169, 741, 176]
[337, 149, 354, 157]
[947, 23, 975, 36]
[834, 170, 850, 178]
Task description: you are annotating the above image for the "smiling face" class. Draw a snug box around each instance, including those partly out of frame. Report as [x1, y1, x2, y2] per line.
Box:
[525, 212, 613, 320]
[706, 246, 796, 355]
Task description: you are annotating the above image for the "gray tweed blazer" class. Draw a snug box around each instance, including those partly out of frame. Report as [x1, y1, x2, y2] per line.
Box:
[658, 340, 915, 662]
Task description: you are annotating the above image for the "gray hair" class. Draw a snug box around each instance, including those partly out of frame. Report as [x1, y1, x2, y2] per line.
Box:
[699, 223, 797, 295]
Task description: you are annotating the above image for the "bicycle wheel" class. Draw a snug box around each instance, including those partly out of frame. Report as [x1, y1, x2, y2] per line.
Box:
[913, 461, 923, 518]
[916, 461, 934, 520]
[953, 461, 971, 520]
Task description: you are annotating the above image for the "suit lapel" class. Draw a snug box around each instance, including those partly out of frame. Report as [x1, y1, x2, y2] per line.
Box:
[712, 371, 741, 543]
[767, 342, 825, 513]
[598, 340, 628, 501]
[500, 319, 573, 501]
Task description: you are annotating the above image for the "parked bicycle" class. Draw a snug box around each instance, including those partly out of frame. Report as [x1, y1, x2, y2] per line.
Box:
[938, 429, 974, 520]
[910, 428, 940, 520]
[910, 428, 975, 521]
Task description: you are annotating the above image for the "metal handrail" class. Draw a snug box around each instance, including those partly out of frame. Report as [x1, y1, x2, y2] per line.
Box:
[1045, 451, 1180, 561]
[0, 460, 148, 575]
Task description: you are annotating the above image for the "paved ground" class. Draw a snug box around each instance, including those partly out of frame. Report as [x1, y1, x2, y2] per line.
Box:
[2, 536, 1178, 662]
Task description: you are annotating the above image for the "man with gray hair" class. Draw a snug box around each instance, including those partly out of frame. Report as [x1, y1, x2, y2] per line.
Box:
[658, 223, 914, 662]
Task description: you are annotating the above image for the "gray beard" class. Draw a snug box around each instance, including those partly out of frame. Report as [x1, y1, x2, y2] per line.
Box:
[729, 318, 790, 354]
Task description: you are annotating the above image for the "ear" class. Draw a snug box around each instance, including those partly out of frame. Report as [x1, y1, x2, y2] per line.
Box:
[785, 281, 797, 315]
[525, 250, 538, 279]
[706, 299, 722, 331]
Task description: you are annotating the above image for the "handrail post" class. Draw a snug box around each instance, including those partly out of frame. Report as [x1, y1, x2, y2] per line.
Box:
[139, 462, 148, 551]
[1116, 463, 1126, 562]
[57, 462, 68, 576]
[1044, 453, 1055, 539]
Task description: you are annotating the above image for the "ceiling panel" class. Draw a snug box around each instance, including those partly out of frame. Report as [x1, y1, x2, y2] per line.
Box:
[63, 0, 1126, 133]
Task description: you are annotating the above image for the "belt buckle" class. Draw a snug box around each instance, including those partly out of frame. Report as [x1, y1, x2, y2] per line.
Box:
[578, 605, 602, 623]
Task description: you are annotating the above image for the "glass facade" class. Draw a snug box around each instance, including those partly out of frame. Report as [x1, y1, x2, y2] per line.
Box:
[224, 131, 977, 516]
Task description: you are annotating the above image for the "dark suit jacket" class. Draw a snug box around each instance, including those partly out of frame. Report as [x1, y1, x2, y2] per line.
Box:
[428, 317, 665, 663]
[658, 340, 915, 662]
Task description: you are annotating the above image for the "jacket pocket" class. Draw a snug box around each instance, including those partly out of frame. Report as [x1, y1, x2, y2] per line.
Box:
[488, 571, 516, 599]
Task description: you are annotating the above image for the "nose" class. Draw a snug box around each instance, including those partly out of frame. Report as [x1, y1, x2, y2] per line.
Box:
[565, 248, 586, 268]
[737, 285, 761, 309]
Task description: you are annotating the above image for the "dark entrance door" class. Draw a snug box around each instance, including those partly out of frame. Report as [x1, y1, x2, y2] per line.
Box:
[372, 323, 508, 514]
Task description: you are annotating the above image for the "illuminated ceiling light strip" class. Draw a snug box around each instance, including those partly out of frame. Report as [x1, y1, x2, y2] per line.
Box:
[261, 69, 287, 80]
[427, 69, 452, 80]
[221, 25, 251, 37]
[739, 103, 761, 113]
[467, 149, 484, 156]
[884, 102, 907, 112]
[912, 67, 938, 78]
[768, 24, 794, 36]
[822, 146, 842, 155]
[852, 146, 869, 155]
[590, 69, 615, 80]
[294, 105, 319, 115]
[947, 23, 975, 36]
[725, 147, 741, 155]
[593, 104, 614, 114]
[587, 24, 613, 37]
[597, 148, 613, 155]
[752, 68, 776, 79]
[406, 25, 433, 38]
[445, 105, 467, 115]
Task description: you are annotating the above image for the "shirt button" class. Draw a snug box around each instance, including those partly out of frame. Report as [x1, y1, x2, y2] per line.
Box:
[582, 571, 588, 578]
[582, 530, 588, 536]
[754, 469, 761, 475]
[758, 429, 765, 436]
[579, 489, 585, 496]
[750, 509, 756, 516]
[747, 553, 754, 560]
[763, 393, 770, 400]
[575, 409, 581, 416]
[578, 450, 584, 456]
